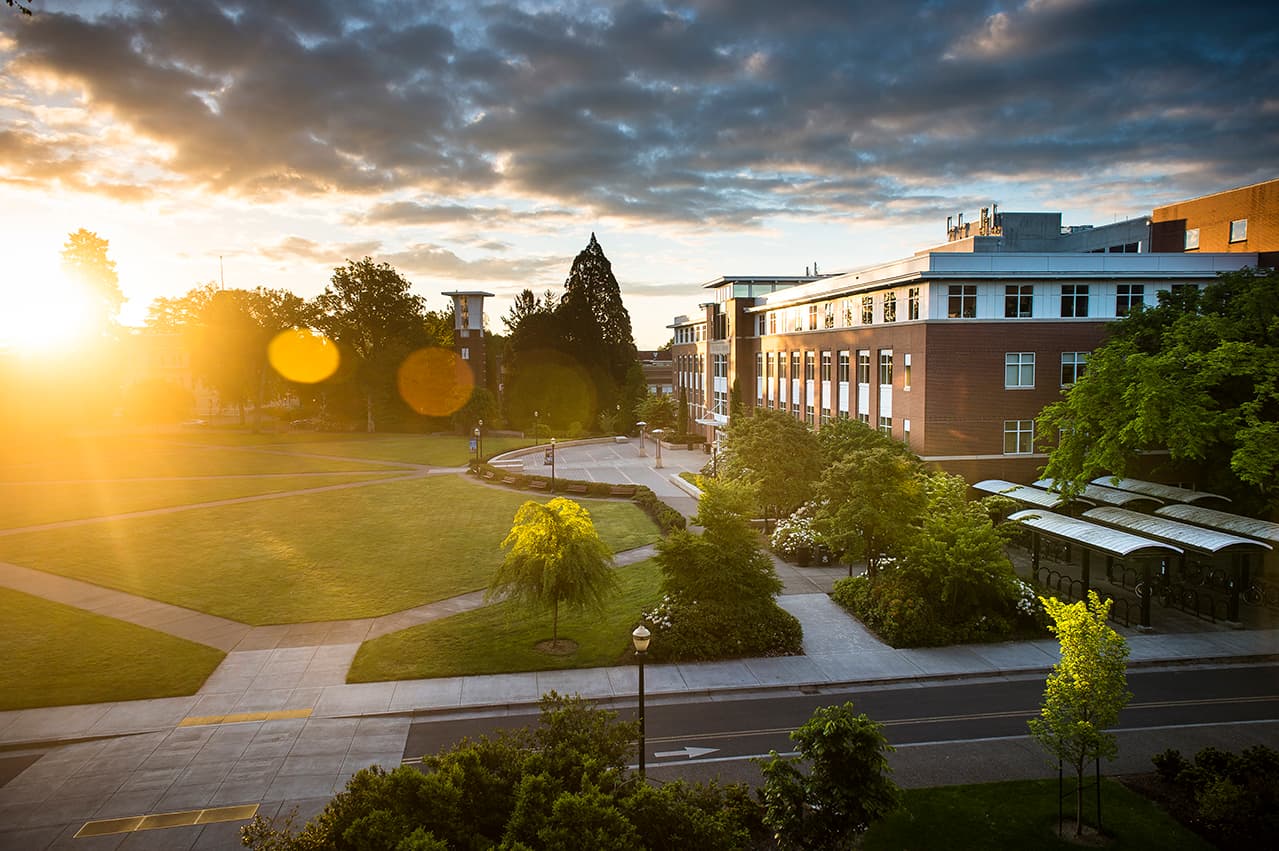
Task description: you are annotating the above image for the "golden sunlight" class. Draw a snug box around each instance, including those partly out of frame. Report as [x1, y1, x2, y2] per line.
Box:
[0, 264, 97, 353]
[397, 347, 473, 417]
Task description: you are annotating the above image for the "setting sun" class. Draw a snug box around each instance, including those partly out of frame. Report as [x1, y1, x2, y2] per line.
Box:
[0, 265, 97, 353]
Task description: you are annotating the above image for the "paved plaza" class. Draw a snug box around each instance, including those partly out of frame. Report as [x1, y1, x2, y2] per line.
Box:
[1, 437, 1276, 849]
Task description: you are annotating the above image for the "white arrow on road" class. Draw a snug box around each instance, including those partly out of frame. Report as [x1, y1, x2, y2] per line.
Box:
[653, 746, 719, 760]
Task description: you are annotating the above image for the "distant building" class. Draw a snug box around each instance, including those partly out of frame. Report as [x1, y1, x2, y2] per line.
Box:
[635, 349, 673, 396]
[442, 290, 493, 388]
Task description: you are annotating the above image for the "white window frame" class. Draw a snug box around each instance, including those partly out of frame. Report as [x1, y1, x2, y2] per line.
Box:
[1004, 352, 1035, 389]
[1229, 219, 1247, 243]
[1003, 420, 1035, 455]
[1061, 351, 1088, 386]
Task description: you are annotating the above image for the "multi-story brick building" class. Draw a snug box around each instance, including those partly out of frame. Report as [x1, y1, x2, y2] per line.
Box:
[670, 216, 1262, 484]
[1150, 177, 1279, 267]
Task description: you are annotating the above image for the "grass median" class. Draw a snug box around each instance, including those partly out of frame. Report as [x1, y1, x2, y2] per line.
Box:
[0, 476, 660, 625]
[176, 431, 538, 467]
[0, 586, 225, 711]
[347, 558, 663, 682]
[862, 777, 1214, 850]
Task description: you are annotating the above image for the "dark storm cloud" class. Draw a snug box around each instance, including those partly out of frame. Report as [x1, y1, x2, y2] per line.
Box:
[3, 0, 1276, 222]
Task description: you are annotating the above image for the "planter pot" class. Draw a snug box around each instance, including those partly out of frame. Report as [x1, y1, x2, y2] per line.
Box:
[795, 547, 812, 567]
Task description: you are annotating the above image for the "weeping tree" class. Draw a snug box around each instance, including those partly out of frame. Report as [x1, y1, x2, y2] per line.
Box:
[487, 498, 616, 647]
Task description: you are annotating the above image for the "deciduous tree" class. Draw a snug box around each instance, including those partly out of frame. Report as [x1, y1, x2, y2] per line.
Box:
[61, 228, 123, 331]
[1040, 268, 1279, 511]
[1028, 591, 1131, 837]
[487, 498, 616, 646]
[718, 409, 821, 528]
[813, 446, 924, 578]
[758, 702, 900, 849]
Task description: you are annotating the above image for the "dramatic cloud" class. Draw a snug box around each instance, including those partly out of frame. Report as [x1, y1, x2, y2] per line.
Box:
[2, 0, 1273, 228]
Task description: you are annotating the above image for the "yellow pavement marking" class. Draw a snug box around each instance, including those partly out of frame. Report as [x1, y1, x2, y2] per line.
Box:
[74, 804, 259, 837]
[178, 707, 312, 727]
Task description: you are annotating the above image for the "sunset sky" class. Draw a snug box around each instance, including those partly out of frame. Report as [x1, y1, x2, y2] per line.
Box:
[2, 0, 1275, 347]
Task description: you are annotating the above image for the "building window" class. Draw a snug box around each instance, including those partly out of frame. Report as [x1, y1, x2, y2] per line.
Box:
[807, 304, 818, 331]
[907, 287, 920, 320]
[857, 351, 871, 384]
[1060, 284, 1089, 318]
[858, 412, 870, 424]
[948, 285, 977, 318]
[1184, 228, 1200, 250]
[756, 315, 766, 336]
[903, 353, 912, 390]
[841, 298, 854, 326]
[1115, 284, 1144, 317]
[768, 312, 777, 334]
[1005, 352, 1035, 388]
[1004, 284, 1033, 318]
[883, 291, 897, 323]
[1229, 219, 1248, 243]
[791, 352, 801, 381]
[806, 405, 815, 425]
[1061, 352, 1088, 386]
[861, 295, 874, 325]
[460, 347, 470, 360]
[823, 301, 835, 329]
[821, 351, 832, 381]
[838, 351, 850, 383]
[805, 351, 815, 380]
[1004, 419, 1035, 455]
[878, 350, 893, 385]
[878, 416, 892, 436]
[903, 419, 911, 446]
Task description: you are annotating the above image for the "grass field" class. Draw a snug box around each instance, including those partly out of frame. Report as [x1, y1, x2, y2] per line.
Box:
[0, 586, 226, 711]
[0, 472, 401, 529]
[172, 430, 539, 467]
[0, 475, 660, 624]
[862, 778, 1214, 850]
[348, 558, 663, 682]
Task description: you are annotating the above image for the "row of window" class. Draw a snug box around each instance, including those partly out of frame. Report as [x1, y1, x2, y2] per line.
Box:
[755, 350, 910, 390]
[673, 323, 707, 344]
[746, 282, 1197, 333]
[1184, 218, 1248, 250]
[1004, 351, 1089, 388]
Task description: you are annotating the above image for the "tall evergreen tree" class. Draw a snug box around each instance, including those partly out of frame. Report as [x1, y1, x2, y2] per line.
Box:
[555, 233, 637, 413]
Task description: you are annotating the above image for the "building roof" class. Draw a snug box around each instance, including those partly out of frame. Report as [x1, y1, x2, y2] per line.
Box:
[1081, 507, 1269, 555]
[1034, 478, 1162, 507]
[1155, 504, 1279, 547]
[1009, 510, 1183, 558]
[972, 479, 1066, 509]
[1090, 477, 1229, 505]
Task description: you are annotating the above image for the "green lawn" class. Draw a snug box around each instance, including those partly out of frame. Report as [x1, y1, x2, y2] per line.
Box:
[0, 586, 225, 711]
[0, 434, 398, 482]
[348, 558, 663, 682]
[0, 476, 660, 625]
[863, 778, 1214, 850]
[177, 431, 538, 467]
[0, 472, 400, 529]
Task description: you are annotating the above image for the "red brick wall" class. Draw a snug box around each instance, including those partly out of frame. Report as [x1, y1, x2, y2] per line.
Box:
[1151, 179, 1279, 255]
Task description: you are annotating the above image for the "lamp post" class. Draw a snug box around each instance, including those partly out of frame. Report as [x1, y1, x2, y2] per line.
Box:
[651, 428, 665, 469]
[533, 410, 539, 446]
[631, 624, 651, 779]
[477, 419, 484, 461]
[550, 437, 556, 492]
[472, 427, 480, 464]
[636, 421, 647, 456]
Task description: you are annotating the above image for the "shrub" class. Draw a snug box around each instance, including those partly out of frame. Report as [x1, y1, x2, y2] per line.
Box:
[1153, 748, 1187, 783]
[1150, 744, 1279, 847]
[770, 504, 824, 561]
[643, 597, 802, 662]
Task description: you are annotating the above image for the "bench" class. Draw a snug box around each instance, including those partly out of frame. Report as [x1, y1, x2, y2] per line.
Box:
[609, 485, 637, 497]
[501, 475, 518, 485]
[528, 480, 549, 490]
[566, 483, 588, 494]
[482, 470, 496, 480]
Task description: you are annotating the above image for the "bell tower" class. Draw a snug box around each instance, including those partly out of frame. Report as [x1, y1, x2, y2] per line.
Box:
[441, 290, 493, 387]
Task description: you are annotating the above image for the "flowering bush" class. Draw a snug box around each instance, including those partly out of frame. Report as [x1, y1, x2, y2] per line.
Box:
[771, 504, 821, 561]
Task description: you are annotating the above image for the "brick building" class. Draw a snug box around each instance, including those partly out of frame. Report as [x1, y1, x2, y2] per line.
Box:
[1150, 177, 1279, 267]
[670, 217, 1261, 484]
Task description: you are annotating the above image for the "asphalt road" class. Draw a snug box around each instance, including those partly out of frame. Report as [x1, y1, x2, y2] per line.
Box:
[403, 662, 1279, 787]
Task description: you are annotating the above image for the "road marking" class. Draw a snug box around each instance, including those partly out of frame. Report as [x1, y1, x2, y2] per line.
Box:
[654, 746, 719, 760]
[75, 804, 259, 837]
[178, 708, 311, 727]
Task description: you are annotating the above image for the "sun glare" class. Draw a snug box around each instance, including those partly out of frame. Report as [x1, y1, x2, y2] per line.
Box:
[0, 267, 97, 354]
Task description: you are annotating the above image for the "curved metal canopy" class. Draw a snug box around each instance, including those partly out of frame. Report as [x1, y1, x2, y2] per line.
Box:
[1082, 506, 1270, 555]
[1034, 478, 1163, 507]
[1156, 504, 1279, 547]
[1010, 509, 1183, 558]
[973, 479, 1066, 509]
[1090, 477, 1229, 505]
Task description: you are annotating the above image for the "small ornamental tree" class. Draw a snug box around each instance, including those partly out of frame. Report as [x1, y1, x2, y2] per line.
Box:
[1028, 591, 1132, 837]
[758, 702, 900, 849]
[487, 498, 616, 647]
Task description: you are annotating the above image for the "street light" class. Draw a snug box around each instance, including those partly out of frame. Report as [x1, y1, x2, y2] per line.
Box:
[472, 427, 480, 464]
[636, 420, 647, 456]
[533, 410, 539, 446]
[477, 419, 484, 461]
[550, 437, 557, 492]
[631, 624, 651, 779]
[651, 428, 665, 469]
